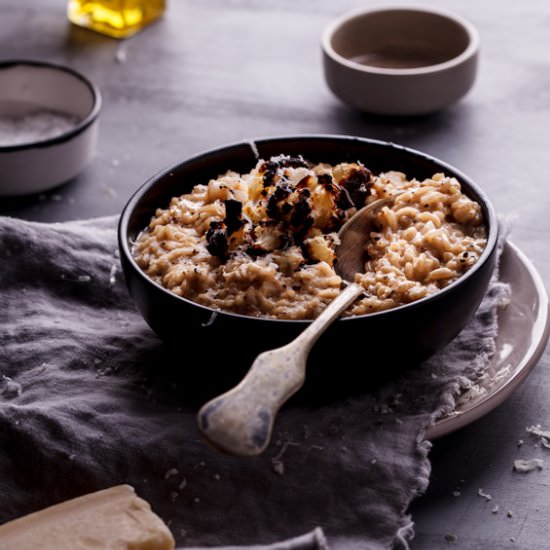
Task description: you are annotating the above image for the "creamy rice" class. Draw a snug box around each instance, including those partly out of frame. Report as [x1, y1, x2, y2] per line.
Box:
[133, 155, 487, 319]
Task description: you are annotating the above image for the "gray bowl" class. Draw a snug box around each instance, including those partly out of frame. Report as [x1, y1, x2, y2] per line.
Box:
[322, 7, 479, 115]
[0, 60, 101, 195]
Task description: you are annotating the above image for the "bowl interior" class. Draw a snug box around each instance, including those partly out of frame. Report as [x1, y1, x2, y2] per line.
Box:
[0, 63, 96, 119]
[123, 136, 497, 304]
[329, 9, 472, 70]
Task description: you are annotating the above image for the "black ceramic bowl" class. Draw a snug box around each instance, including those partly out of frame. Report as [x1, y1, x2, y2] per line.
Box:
[118, 136, 498, 397]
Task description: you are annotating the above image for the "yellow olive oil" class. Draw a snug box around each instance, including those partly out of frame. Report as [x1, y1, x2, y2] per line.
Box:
[68, 0, 166, 39]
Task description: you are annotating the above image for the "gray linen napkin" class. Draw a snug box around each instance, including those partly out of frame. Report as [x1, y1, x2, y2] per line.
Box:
[0, 216, 510, 549]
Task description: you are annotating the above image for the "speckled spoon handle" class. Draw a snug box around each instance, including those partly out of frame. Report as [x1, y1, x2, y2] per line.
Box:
[197, 282, 364, 456]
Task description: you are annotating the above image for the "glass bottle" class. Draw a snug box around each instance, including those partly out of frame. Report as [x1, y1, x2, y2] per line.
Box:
[68, 0, 166, 39]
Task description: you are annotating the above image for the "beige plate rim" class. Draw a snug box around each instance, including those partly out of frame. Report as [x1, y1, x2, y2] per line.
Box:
[426, 240, 550, 440]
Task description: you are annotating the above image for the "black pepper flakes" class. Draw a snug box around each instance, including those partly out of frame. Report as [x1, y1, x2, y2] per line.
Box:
[224, 199, 244, 234]
[336, 166, 373, 209]
[317, 173, 336, 194]
[266, 184, 291, 219]
[290, 189, 313, 234]
[206, 220, 229, 259]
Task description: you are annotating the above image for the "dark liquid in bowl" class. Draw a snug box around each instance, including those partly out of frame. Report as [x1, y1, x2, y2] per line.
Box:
[351, 47, 450, 69]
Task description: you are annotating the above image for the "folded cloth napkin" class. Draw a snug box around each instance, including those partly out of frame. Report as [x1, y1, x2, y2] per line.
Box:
[0, 216, 510, 549]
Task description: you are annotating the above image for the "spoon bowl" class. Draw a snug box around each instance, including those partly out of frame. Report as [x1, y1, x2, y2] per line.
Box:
[335, 197, 396, 282]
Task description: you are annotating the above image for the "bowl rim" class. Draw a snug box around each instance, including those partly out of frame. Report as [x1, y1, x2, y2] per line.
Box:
[0, 59, 102, 153]
[321, 5, 480, 76]
[118, 134, 499, 326]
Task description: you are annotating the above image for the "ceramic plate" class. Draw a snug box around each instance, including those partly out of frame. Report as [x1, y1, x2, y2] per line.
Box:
[426, 240, 550, 439]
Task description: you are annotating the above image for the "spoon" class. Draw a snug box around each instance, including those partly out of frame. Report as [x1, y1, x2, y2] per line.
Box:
[197, 197, 391, 456]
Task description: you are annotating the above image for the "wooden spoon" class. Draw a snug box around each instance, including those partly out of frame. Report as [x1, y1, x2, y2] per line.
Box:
[197, 198, 392, 456]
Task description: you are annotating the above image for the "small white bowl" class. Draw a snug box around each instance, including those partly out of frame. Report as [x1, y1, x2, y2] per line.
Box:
[322, 6, 479, 116]
[0, 60, 101, 196]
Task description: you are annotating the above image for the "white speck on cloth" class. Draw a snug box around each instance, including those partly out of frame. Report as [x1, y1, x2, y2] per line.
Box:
[164, 468, 179, 480]
[0, 375, 22, 398]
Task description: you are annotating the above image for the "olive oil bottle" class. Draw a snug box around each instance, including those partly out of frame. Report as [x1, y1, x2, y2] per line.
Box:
[68, 0, 166, 38]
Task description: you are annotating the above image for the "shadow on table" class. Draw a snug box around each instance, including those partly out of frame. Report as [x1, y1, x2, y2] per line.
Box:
[139, 336, 415, 412]
[325, 101, 476, 153]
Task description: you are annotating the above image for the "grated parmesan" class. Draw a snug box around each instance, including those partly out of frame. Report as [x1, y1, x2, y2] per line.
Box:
[513, 458, 544, 473]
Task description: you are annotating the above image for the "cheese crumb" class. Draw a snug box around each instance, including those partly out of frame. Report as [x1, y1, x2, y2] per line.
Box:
[526, 425, 550, 448]
[513, 458, 544, 473]
[477, 488, 492, 502]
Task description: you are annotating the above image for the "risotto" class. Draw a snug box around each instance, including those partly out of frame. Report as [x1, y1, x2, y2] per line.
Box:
[133, 155, 487, 319]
